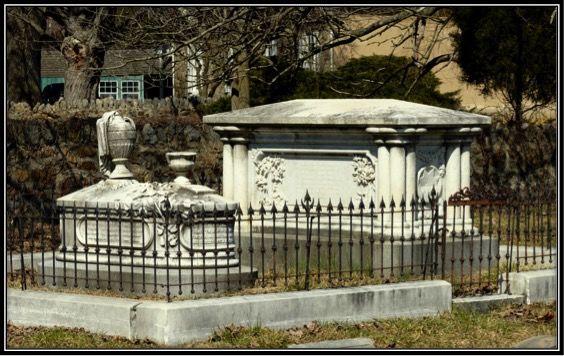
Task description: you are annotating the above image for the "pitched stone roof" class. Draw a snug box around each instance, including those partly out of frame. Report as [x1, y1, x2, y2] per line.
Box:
[203, 99, 491, 127]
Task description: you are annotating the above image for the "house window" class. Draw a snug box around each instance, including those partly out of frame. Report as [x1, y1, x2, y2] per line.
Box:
[99, 80, 118, 99]
[98, 77, 143, 101]
[186, 45, 201, 96]
[121, 80, 140, 100]
[40, 77, 65, 104]
[224, 82, 232, 96]
[300, 32, 320, 71]
[264, 39, 278, 57]
[187, 61, 200, 96]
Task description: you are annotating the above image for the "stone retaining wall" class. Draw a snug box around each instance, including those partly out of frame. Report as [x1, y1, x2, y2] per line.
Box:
[7, 100, 556, 212]
[9, 97, 197, 121]
[7, 102, 222, 212]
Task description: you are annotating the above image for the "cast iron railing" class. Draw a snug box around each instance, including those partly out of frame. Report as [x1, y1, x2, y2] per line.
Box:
[7, 187, 556, 302]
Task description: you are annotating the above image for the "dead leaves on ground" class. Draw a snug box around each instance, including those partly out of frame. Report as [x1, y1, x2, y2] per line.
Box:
[494, 303, 555, 324]
[286, 321, 320, 339]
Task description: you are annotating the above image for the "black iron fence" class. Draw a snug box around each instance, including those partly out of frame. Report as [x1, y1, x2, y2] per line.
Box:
[447, 187, 556, 295]
[6, 187, 556, 302]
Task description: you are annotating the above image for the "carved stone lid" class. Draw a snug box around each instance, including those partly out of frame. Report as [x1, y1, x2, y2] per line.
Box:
[203, 99, 491, 128]
[57, 179, 238, 212]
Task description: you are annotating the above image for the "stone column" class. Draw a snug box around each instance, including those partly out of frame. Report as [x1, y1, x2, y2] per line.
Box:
[460, 143, 471, 192]
[389, 145, 406, 207]
[445, 142, 461, 219]
[460, 142, 472, 221]
[405, 144, 417, 221]
[232, 139, 249, 214]
[389, 144, 406, 227]
[377, 143, 390, 207]
[222, 139, 234, 200]
[367, 127, 418, 226]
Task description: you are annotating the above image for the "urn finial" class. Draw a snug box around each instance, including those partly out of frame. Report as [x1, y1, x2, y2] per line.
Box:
[96, 111, 137, 179]
[166, 151, 197, 185]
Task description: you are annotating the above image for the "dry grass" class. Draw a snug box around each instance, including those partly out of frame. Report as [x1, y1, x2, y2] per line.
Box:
[186, 302, 556, 349]
[7, 322, 159, 349]
[8, 259, 555, 301]
[7, 302, 556, 349]
[6, 268, 425, 302]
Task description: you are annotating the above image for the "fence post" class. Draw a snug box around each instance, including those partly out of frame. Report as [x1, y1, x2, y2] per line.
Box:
[302, 191, 313, 291]
[17, 195, 27, 290]
[441, 201, 448, 280]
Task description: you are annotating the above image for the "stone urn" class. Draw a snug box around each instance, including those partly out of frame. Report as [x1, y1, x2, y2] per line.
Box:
[166, 151, 197, 185]
[107, 114, 136, 179]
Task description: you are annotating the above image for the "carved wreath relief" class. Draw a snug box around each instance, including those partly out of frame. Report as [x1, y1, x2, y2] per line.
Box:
[417, 165, 445, 202]
[416, 145, 446, 201]
[352, 156, 376, 202]
[253, 152, 286, 207]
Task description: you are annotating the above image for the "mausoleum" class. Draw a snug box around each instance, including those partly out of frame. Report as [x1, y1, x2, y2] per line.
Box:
[204, 99, 491, 221]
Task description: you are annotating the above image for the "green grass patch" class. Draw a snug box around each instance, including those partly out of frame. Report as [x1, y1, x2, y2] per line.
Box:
[7, 323, 159, 349]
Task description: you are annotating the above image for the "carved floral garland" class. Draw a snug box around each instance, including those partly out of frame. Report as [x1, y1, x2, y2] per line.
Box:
[254, 155, 286, 206]
[351, 156, 376, 201]
[352, 156, 375, 187]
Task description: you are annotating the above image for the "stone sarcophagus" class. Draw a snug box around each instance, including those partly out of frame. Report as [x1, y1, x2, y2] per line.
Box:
[57, 180, 239, 268]
[46, 111, 254, 296]
[56, 110, 240, 269]
[204, 99, 491, 228]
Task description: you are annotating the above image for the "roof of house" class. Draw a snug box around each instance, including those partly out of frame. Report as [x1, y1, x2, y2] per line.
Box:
[41, 49, 165, 77]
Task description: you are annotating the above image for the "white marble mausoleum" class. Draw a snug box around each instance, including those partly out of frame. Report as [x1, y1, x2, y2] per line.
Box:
[204, 99, 491, 219]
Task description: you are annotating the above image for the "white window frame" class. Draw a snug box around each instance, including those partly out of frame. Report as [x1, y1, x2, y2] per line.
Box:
[264, 39, 278, 57]
[300, 32, 320, 71]
[224, 82, 232, 96]
[99, 80, 118, 99]
[224, 48, 235, 96]
[186, 45, 201, 96]
[121, 80, 141, 100]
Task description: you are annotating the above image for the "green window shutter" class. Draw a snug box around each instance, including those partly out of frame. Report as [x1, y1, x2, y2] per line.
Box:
[40, 77, 64, 91]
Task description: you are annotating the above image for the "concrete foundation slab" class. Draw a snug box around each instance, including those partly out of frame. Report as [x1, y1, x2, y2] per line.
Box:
[288, 337, 375, 348]
[132, 280, 451, 345]
[7, 289, 139, 339]
[237, 232, 499, 277]
[503, 269, 556, 304]
[39, 257, 258, 297]
[453, 294, 524, 313]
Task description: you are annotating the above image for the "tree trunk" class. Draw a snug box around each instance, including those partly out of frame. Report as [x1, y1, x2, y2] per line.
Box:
[512, 9, 525, 124]
[7, 9, 42, 105]
[60, 9, 107, 107]
[231, 52, 250, 110]
[61, 33, 105, 107]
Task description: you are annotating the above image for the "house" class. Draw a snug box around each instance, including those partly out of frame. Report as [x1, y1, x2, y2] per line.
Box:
[40, 16, 517, 115]
[40, 48, 174, 103]
[166, 21, 510, 113]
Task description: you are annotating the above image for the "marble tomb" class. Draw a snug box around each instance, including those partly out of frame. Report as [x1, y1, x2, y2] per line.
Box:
[44, 111, 256, 295]
[204, 99, 491, 228]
